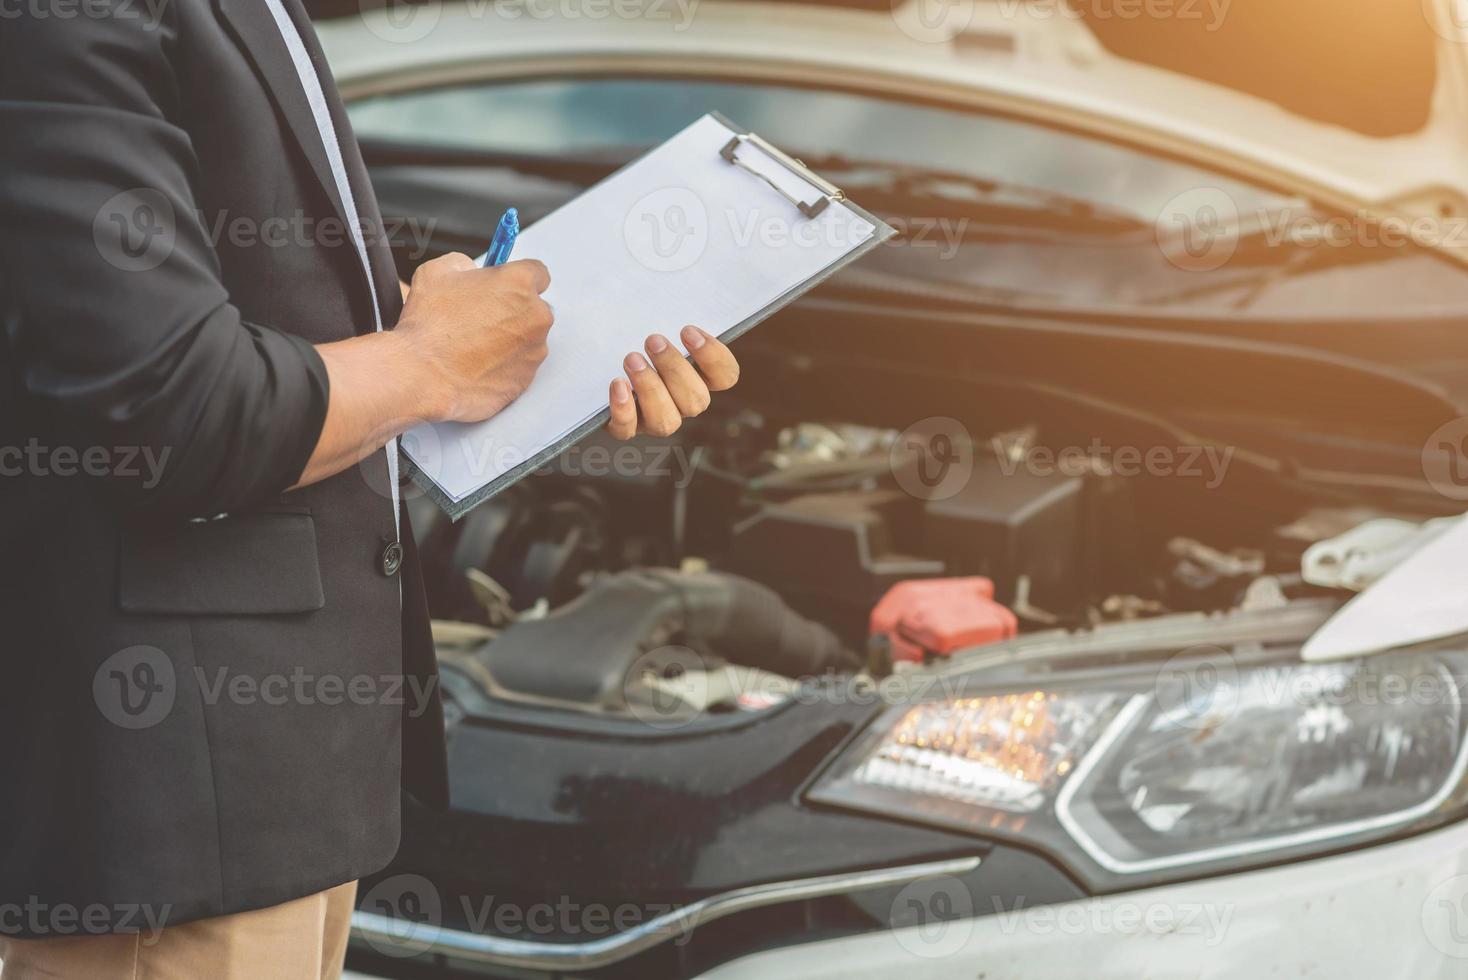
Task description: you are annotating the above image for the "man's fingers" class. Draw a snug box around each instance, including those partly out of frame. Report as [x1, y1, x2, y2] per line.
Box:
[412, 251, 475, 285]
[606, 378, 637, 440]
[681, 325, 739, 391]
[645, 334, 710, 418]
[609, 328, 734, 441]
[434, 252, 477, 271]
[499, 258, 551, 294]
[624, 352, 681, 438]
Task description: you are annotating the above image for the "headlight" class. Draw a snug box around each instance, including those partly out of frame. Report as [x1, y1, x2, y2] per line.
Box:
[808, 647, 1468, 888]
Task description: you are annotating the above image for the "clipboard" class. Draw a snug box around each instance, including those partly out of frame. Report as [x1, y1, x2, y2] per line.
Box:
[401, 112, 896, 521]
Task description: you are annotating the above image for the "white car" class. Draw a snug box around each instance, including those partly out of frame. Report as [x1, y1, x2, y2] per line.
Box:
[316, 2, 1468, 977]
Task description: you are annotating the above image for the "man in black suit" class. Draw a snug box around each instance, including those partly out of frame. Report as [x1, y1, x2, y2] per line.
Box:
[0, 1, 739, 975]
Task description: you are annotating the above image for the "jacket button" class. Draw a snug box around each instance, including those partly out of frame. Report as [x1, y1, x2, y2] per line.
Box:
[381, 541, 404, 577]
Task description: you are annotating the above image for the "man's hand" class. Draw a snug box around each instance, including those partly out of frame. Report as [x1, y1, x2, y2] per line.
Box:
[294, 252, 553, 489]
[395, 252, 555, 424]
[606, 326, 739, 440]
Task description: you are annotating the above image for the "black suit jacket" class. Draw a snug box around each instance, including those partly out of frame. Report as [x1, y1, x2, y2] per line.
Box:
[0, 0, 448, 933]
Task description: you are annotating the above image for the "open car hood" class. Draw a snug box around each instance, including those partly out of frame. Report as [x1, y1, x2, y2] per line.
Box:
[321, 0, 1468, 264]
[884, 0, 1468, 264]
[1304, 513, 1468, 661]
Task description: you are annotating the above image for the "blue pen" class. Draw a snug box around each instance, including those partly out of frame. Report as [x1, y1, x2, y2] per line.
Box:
[479, 207, 519, 267]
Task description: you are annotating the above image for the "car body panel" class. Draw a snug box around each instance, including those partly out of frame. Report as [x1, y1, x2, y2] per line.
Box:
[317, 0, 1468, 262]
[697, 814, 1468, 979]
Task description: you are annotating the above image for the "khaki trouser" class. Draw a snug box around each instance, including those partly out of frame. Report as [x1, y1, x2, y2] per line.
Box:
[0, 881, 357, 980]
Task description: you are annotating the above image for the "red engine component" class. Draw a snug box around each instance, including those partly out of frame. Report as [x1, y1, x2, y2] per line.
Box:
[869, 577, 1018, 667]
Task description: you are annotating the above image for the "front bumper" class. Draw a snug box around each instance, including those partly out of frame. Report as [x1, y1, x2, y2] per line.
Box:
[698, 817, 1468, 979]
[349, 857, 980, 972]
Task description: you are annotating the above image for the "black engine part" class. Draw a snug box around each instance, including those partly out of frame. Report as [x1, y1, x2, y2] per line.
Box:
[728, 489, 943, 638]
[485, 569, 859, 710]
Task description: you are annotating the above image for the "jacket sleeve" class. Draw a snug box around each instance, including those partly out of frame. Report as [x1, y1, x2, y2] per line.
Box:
[0, 4, 330, 518]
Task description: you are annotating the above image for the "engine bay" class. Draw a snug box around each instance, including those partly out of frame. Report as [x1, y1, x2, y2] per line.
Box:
[404, 393, 1427, 722]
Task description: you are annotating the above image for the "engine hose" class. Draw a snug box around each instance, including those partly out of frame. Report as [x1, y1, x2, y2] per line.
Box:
[641, 569, 859, 678]
[484, 569, 859, 708]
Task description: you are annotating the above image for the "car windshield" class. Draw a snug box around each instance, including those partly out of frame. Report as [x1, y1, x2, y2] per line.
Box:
[349, 77, 1468, 318]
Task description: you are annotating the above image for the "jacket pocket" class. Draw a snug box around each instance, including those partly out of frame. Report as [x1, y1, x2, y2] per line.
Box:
[118, 511, 325, 616]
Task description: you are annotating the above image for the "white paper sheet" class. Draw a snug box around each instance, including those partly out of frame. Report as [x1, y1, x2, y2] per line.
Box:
[400, 114, 883, 512]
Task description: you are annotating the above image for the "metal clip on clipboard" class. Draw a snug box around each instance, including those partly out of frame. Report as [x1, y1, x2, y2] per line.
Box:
[720, 132, 845, 219]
